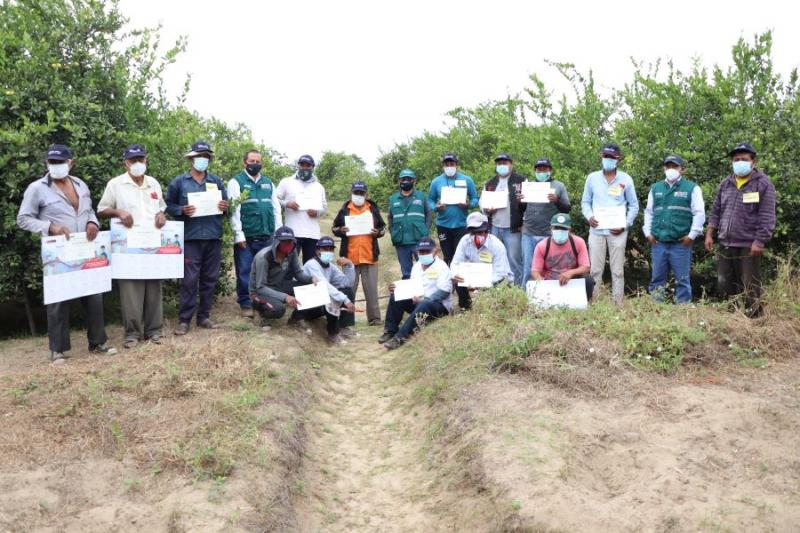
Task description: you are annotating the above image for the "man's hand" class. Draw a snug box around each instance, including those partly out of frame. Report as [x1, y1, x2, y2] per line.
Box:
[610, 228, 624, 236]
[336, 257, 352, 267]
[307, 209, 319, 218]
[681, 236, 693, 247]
[286, 201, 300, 210]
[217, 200, 229, 212]
[436, 202, 446, 212]
[457, 202, 468, 209]
[485, 207, 497, 216]
[285, 295, 299, 307]
[411, 296, 422, 305]
[237, 241, 247, 249]
[588, 216, 599, 228]
[558, 271, 573, 286]
[86, 223, 99, 241]
[750, 242, 764, 256]
[647, 235, 657, 245]
[155, 212, 167, 229]
[704, 234, 715, 253]
[339, 226, 350, 234]
[182, 205, 196, 217]
[388, 282, 396, 293]
[311, 276, 319, 285]
[49, 223, 71, 239]
[547, 192, 558, 203]
[370, 227, 380, 236]
[344, 301, 356, 313]
[516, 192, 525, 203]
[452, 274, 465, 284]
[118, 210, 134, 228]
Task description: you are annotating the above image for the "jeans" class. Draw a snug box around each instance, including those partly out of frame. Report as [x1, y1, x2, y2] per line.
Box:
[521, 234, 547, 284]
[383, 295, 449, 340]
[490, 226, 523, 286]
[588, 231, 628, 304]
[180, 240, 222, 324]
[395, 244, 418, 280]
[233, 237, 272, 308]
[649, 241, 693, 304]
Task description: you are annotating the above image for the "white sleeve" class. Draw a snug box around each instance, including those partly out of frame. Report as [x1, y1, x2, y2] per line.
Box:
[227, 179, 245, 243]
[689, 185, 706, 240]
[642, 189, 654, 238]
[436, 262, 453, 294]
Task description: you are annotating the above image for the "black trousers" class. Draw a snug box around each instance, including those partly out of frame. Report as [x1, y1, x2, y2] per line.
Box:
[46, 293, 108, 353]
[436, 226, 470, 309]
[296, 237, 319, 265]
[290, 286, 356, 335]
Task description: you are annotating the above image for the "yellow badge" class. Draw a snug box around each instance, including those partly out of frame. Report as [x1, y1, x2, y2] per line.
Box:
[607, 185, 623, 197]
[742, 192, 760, 203]
[205, 183, 218, 192]
[426, 269, 438, 279]
[479, 252, 493, 263]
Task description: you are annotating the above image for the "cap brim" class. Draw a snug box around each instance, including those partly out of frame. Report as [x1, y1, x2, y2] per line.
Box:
[729, 149, 756, 157]
[551, 224, 571, 229]
[46, 155, 70, 161]
[467, 224, 489, 232]
[185, 150, 213, 158]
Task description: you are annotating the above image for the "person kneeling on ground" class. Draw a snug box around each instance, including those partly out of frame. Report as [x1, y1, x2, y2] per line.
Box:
[249, 226, 313, 328]
[296, 236, 358, 344]
[379, 237, 453, 350]
[531, 213, 594, 300]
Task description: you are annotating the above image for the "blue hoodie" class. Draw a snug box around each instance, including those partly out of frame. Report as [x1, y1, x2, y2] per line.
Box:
[427, 172, 479, 229]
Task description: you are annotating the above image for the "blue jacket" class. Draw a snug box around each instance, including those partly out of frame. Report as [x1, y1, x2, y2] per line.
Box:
[427, 172, 479, 229]
[166, 171, 228, 240]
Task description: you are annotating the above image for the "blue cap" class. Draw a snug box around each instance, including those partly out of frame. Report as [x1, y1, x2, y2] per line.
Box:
[534, 158, 552, 168]
[494, 152, 513, 162]
[601, 143, 622, 157]
[398, 168, 417, 180]
[442, 152, 459, 163]
[123, 144, 147, 160]
[351, 180, 368, 193]
[316, 236, 335, 248]
[729, 142, 756, 157]
[663, 155, 686, 166]
[298, 154, 315, 166]
[417, 237, 436, 251]
[274, 226, 296, 241]
[185, 140, 213, 157]
[45, 144, 72, 161]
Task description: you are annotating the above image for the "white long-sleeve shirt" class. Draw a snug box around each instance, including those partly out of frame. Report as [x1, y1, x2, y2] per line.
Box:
[275, 174, 327, 239]
[451, 233, 514, 285]
[227, 175, 282, 243]
[643, 178, 706, 240]
[302, 257, 355, 304]
[410, 256, 454, 312]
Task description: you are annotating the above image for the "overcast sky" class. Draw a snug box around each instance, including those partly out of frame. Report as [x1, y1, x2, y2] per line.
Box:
[119, 0, 798, 169]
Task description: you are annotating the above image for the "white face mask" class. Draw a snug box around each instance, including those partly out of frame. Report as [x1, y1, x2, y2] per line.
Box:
[351, 194, 366, 207]
[444, 167, 457, 178]
[129, 162, 147, 177]
[48, 163, 70, 179]
[664, 168, 680, 183]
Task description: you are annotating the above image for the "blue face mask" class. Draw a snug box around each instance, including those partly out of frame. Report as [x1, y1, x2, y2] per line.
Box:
[418, 253, 434, 266]
[535, 171, 551, 182]
[319, 251, 334, 264]
[193, 157, 209, 172]
[601, 157, 618, 171]
[496, 164, 510, 176]
[733, 160, 752, 177]
[552, 229, 569, 244]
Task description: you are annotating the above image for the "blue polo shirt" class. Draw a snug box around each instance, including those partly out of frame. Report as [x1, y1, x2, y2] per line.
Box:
[427, 172, 480, 229]
[166, 171, 228, 240]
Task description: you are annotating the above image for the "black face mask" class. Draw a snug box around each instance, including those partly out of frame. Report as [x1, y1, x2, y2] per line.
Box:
[399, 180, 414, 191]
[297, 168, 313, 181]
[246, 163, 262, 177]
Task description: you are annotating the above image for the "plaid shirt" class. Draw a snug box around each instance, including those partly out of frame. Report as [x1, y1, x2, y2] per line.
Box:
[708, 171, 776, 248]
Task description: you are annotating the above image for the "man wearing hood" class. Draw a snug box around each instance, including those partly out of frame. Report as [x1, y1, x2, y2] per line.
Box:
[276, 154, 328, 263]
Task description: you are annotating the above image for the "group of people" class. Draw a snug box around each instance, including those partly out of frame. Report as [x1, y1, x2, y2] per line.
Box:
[17, 139, 776, 362]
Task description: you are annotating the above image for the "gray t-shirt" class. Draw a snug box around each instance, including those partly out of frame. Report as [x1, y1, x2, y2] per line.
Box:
[488, 177, 511, 228]
[521, 179, 570, 236]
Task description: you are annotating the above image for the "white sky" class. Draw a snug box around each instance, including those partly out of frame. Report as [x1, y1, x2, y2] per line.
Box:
[120, 0, 799, 169]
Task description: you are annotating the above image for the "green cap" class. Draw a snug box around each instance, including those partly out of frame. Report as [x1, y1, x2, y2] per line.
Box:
[398, 168, 417, 180]
[550, 213, 572, 229]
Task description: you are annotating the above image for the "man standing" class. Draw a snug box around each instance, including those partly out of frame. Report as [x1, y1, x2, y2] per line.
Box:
[705, 143, 776, 317]
[276, 154, 327, 264]
[427, 152, 479, 309]
[387, 169, 431, 280]
[481, 153, 525, 286]
[227, 149, 282, 318]
[581, 143, 639, 305]
[17, 144, 117, 363]
[98, 144, 168, 348]
[643, 155, 705, 304]
[531, 214, 594, 301]
[332, 181, 386, 326]
[520, 158, 570, 284]
[165, 141, 229, 335]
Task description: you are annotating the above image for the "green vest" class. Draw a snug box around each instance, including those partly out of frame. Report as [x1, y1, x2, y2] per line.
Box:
[235, 172, 275, 238]
[651, 178, 695, 242]
[388, 190, 428, 246]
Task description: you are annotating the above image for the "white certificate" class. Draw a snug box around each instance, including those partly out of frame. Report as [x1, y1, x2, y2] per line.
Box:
[296, 189, 323, 211]
[526, 279, 588, 310]
[344, 211, 374, 236]
[187, 190, 222, 217]
[61, 233, 96, 262]
[126, 225, 162, 249]
[594, 205, 627, 230]
[521, 182, 554, 203]
[393, 277, 425, 301]
[294, 282, 332, 310]
[41, 232, 112, 304]
[453, 262, 493, 288]
[440, 186, 467, 205]
[479, 190, 508, 210]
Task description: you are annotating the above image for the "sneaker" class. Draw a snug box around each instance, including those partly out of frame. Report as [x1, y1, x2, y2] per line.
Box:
[240, 308, 254, 318]
[90, 344, 118, 356]
[340, 327, 361, 339]
[198, 318, 219, 329]
[50, 352, 67, 364]
[173, 322, 190, 336]
[123, 339, 139, 349]
[328, 334, 347, 345]
[260, 318, 273, 332]
[289, 318, 312, 335]
[383, 336, 406, 350]
[377, 331, 395, 344]
[146, 334, 163, 344]
[368, 319, 384, 326]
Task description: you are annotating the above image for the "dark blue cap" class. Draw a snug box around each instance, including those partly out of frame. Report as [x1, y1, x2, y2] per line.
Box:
[185, 140, 213, 157]
[494, 152, 513, 162]
[442, 152, 459, 163]
[45, 144, 72, 161]
[351, 180, 368, 193]
[123, 144, 147, 160]
[316, 236, 335, 248]
[601, 143, 622, 157]
[729, 142, 756, 157]
[298, 154, 315, 166]
[663, 155, 686, 166]
[534, 158, 553, 168]
[417, 237, 436, 251]
[274, 226, 295, 241]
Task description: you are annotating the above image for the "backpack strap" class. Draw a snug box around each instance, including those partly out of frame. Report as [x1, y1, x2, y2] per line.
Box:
[544, 235, 580, 268]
